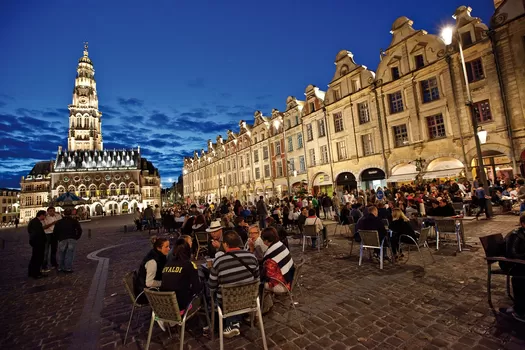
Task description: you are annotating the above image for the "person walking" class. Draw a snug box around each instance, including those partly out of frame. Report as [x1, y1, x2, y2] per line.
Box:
[475, 183, 491, 220]
[256, 196, 268, 229]
[28, 210, 48, 279]
[42, 206, 62, 272]
[53, 208, 83, 273]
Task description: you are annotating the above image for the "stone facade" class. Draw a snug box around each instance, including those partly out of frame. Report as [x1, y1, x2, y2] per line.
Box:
[19, 45, 161, 222]
[0, 188, 20, 224]
[183, 1, 525, 202]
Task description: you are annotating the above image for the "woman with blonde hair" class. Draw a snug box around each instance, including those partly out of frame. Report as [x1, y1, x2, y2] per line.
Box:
[388, 208, 418, 258]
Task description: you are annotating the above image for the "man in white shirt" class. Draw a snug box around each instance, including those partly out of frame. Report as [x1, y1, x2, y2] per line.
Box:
[42, 207, 62, 271]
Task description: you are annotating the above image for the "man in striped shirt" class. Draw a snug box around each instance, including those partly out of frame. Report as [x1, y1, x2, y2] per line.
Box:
[208, 231, 259, 338]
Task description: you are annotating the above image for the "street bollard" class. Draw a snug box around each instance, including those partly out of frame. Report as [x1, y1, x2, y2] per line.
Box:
[88, 229, 92, 239]
[124, 225, 128, 233]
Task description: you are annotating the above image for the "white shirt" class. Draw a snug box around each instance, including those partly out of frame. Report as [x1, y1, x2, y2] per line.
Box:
[43, 213, 62, 234]
[145, 259, 162, 288]
[343, 194, 351, 204]
[302, 199, 308, 208]
[154, 207, 162, 219]
[305, 216, 324, 233]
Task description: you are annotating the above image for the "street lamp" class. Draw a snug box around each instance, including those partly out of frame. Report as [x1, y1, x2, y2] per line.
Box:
[441, 25, 492, 216]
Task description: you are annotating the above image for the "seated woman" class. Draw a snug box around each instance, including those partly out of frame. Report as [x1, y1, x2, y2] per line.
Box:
[304, 208, 326, 248]
[261, 227, 295, 313]
[134, 237, 169, 304]
[246, 225, 268, 260]
[192, 214, 208, 232]
[161, 239, 202, 311]
[389, 208, 419, 259]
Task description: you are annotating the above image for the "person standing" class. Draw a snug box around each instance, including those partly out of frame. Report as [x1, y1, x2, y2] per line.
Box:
[322, 195, 333, 220]
[53, 208, 83, 273]
[332, 192, 341, 219]
[28, 210, 48, 279]
[475, 183, 491, 220]
[154, 204, 162, 227]
[256, 196, 268, 229]
[42, 206, 62, 272]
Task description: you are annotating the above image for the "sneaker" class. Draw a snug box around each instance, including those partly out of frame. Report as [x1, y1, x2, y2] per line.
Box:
[499, 306, 514, 314]
[41, 268, 51, 273]
[202, 326, 210, 337]
[223, 325, 240, 338]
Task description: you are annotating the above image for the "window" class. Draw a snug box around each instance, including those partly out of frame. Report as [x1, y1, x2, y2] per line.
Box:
[393, 124, 409, 147]
[318, 119, 326, 137]
[352, 79, 361, 91]
[36, 196, 42, 205]
[232, 160, 236, 169]
[240, 157, 244, 168]
[246, 154, 250, 166]
[276, 162, 283, 177]
[26, 197, 33, 206]
[275, 141, 281, 155]
[263, 146, 269, 160]
[254, 135, 258, 143]
[288, 158, 295, 172]
[333, 89, 341, 101]
[306, 124, 313, 141]
[336, 141, 347, 160]
[473, 100, 492, 123]
[110, 184, 117, 196]
[227, 161, 231, 171]
[309, 102, 315, 113]
[466, 58, 484, 83]
[253, 150, 259, 163]
[389, 91, 404, 113]
[295, 115, 300, 126]
[421, 77, 440, 103]
[264, 164, 270, 178]
[333, 112, 344, 132]
[255, 168, 260, 179]
[391, 66, 400, 80]
[287, 136, 293, 152]
[241, 172, 245, 183]
[426, 114, 446, 139]
[309, 149, 316, 166]
[297, 133, 303, 148]
[362, 134, 374, 156]
[415, 54, 425, 69]
[320, 145, 329, 164]
[228, 175, 231, 186]
[461, 31, 473, 46]
[80, 186, 87, 197]
[358, 102, 370, 124]
[299, 156, 306, 172]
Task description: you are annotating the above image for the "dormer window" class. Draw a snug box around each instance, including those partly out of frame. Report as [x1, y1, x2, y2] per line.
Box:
[333, 89, 341, 101]
[309, 102, 315, 113]
[391, 67, 400, 80]
[461, 31, 473, 47]
[415, 54, 425, 69]
[351, 79, 361, 92]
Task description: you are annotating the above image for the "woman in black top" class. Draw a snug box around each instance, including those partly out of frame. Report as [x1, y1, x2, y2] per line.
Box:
[161, 239, 202, 311]
[389, 208, 419, 258]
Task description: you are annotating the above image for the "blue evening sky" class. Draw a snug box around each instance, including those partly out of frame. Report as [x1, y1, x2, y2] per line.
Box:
[0, 0, 495, 188]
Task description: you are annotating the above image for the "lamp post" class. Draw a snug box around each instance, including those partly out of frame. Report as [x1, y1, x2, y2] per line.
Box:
[441, 26, 492, 216]
[273, 117, 291, 198]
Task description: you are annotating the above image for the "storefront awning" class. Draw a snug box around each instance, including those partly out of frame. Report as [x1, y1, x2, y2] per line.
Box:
[386, 174, 417, 183]
[422, 168, 463, 180]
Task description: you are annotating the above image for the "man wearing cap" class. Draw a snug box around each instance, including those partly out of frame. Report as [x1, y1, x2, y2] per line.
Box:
[53, 208, 83, 273]
[207, 220, 224, 258]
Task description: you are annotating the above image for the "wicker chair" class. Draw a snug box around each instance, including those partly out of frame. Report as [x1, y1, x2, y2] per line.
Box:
[122, 271, 150, 345]
[194, 231, 209, 258]
[398, 226, 435, 267]
[143, 289, 205, 350]
[358, 230, 390, 270]
[262, 258, 305, 333]
[211, 280, 268, 350]
[302, 225, 321, 252]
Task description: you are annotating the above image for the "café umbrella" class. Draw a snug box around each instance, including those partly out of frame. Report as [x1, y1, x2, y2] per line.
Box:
[52, 191, 86, 210]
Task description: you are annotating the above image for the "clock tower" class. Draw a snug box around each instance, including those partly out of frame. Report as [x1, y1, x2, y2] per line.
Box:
[67, 42, 103, 151]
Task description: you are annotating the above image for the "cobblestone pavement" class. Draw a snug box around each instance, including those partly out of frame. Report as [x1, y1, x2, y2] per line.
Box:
[1, 215, 525, 350]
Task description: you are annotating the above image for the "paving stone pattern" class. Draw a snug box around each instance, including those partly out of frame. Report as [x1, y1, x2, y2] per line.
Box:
[1, 215, 525, 349]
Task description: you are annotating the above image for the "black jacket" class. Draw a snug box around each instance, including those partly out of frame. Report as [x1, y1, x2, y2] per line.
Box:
[53, 216, 82, 241]
[234, 225, 249, 244]
[355, 214, 387, 242]
[135, 249, 167, 303]
[161, 259, 202, 309]
[28, 217, 46, 246]
[389, 219, 417, 239]
[506, 227, 525, 260]
[429, 204, 455, 217]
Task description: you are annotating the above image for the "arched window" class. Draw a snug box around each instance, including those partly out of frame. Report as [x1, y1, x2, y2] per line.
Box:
[110, 184, 117, 196]
[68, 185, 76, 193]
[129, 183, 136, 194]
[89, 185, 96, 198]
[99, 184, 107, 197]
[119, 183, 126, 195]
[57, 186, 65, 196]
[79, 186, 86, 198]
[76, 117, 81, 128]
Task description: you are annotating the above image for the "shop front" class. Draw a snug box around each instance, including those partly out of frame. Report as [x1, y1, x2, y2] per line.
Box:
[423, 157, 465, 182]
[312, 173, 333, 196]
[472, 150, 514, 185]
[387, 163, 418, 184]
[360, 168, 386, 190]
[335, 172, 357, 194]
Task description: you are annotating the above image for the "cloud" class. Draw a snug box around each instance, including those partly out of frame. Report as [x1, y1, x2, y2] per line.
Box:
[187, 78, 205, 89]
[117, 97, 144, 108]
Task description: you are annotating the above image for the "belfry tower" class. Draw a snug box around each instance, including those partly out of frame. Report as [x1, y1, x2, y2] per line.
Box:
[67, 42, 103, 151]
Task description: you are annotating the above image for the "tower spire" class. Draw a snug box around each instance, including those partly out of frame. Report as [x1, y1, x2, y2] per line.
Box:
[83, 41, 89, 57]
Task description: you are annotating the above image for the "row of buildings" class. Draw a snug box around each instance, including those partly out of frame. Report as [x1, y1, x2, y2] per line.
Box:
[19, 44, 162, 222]
[183, 1, 525, 204]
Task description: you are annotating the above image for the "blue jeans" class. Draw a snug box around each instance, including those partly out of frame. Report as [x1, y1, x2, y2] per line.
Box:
[259, 216, 266, 229]
[42, 234, 57, 269]
[58, 239, 77, 271]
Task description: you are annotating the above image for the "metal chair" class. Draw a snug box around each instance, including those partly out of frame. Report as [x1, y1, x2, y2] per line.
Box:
[211, 280, 268, 350]
[143, 289, 206, 350]
[302, 225, 322, 252]
[122, 271, 149, 345]
[399, 227, 435, 267]
[334, 214, 351, 236]
[434, 218, 463, 251]
[262, 259, 305, 332]
[340, 223, 356, 256]
[358, 230, 390, 270]
[194, 231, 209, 258]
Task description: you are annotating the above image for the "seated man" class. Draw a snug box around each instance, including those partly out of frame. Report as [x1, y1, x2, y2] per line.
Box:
[206, 220, 224, 258]
[233, 216, 249, 244]
[355, 206, 387, 244]
[209, 231, 259, 338]
[501, 215, 525, 322]
[340, 202, 353, 225]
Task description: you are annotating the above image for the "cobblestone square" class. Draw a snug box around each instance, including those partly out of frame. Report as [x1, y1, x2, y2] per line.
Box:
[1, 215, 525, 350]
